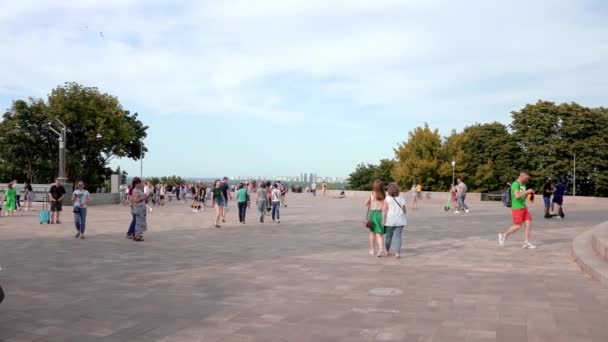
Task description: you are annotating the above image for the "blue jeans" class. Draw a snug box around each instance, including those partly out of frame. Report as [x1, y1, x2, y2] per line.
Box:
[271, 201, 280, 221]
[543, 196, 551, 209]
[127, 214, 136, 236]
[457, 195, 469, 211]
[257, 200, 266, 222]
[74, 207, 87, 234]
[385, 226, 404, 253]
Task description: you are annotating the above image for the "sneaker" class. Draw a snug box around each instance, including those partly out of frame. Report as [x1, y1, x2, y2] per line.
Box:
[465, 209, 469, 213]
[192, 209, 199, 213]
[369, 250, 375, 255]
[498, 233, 505, 246]
[376, 251, 385, 258]
[277, 220, 280, 224]
[522, 242, 537, 249]
[395, 253, 401, 259]
[75, 233, 80, 239]
[80, 235, 85, 239]
[453, 211, 460, 214]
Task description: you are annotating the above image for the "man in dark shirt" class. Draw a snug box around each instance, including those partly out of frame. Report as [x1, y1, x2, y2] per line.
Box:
[552, 179, 567, 219]
[542, 178, 554, 218]
[48, 178, 66, 224]
[219, 177, 231, 222]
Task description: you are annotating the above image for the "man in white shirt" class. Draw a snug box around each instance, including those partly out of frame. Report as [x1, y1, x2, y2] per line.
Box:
[311, 182, 317, 196]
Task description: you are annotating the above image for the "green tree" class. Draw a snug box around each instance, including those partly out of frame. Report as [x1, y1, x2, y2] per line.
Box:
[0, 82, 148, 190]
[373, 159, 395, 184]
[393, 124, 442, 189]
[347, 163, 378, 190]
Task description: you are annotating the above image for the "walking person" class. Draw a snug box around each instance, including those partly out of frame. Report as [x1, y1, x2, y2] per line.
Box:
[72, 181, 92, 239]
[322, 181, 327, 196]
[23, 182, 34, 211]
[236, 183, 249, 224]
[220, 177, 231, 222]
[4, 183, 16, 216]
[552, 179, 567, 219]
[12, 180, 22, 211]
[384, 182, 407, 258]
[311, 181, 317, 196]
[256, 182, 268, 223]
[498, 170, 536, 249]
[279, 182, 288, 207]
[130, 177, 148, 241]
[48, 178, 66, 224]
[126, 182, 136, 239]
[454, 178, 469, 214]
[265, 181, 272, 215]
[212, 180, 225, 228]
[542, 178, 554, 218]
[365, 180, 388, 257]
[144, 182, 153, 213]
[270, 183, 282, 223]
[410, 184, 418, 210]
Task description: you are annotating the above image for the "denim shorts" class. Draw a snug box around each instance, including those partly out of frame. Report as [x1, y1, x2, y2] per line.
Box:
[214, 198, 225, 207]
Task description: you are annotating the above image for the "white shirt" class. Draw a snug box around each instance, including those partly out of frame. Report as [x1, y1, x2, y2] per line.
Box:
[73, 190, 91, 208]
[385, 195, 406, 227]
[311, 183, 317, 190]
[271, 188, 281, 202]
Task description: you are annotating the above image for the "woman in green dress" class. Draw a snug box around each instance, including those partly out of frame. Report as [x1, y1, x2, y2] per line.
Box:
[5, 183, 16, 216]
[365, 180, 388, 257]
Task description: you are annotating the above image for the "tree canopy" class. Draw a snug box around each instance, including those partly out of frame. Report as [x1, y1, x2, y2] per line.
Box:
[347, 101, 608, 196]
[0, 82, 148, 189]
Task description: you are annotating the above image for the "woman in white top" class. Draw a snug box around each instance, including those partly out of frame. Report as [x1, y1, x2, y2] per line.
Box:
[72, 180, 92, 239]
[410, 184, 418, 210]
[383, 182, 406, 258]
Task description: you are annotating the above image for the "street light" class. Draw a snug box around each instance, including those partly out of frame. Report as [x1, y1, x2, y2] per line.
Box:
[48, 119, 67, 181]
[573, 153, 577, 197]
[451, 159, 456, 187]
[139, 138, 145, 179]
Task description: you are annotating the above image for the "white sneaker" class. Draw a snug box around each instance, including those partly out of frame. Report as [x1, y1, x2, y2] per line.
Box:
[522, 242, 537, 249]
[498, 233, 505, 246]
[192, 209, 199, 213]
[369, 250, 375, 255]
[277, 220, 280, 224]
[454, 211, 460, 214]
[465, 209, 469, 213]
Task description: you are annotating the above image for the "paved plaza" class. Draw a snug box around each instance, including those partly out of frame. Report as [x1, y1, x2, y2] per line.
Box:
[1, 194, 607, 341]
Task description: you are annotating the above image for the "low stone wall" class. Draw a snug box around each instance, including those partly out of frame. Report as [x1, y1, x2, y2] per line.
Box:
[573, 221, 608, 287]
[323, 189, 608, 205]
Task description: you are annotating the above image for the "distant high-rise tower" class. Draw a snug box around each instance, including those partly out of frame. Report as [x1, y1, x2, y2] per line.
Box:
[309, 173, 314, 183]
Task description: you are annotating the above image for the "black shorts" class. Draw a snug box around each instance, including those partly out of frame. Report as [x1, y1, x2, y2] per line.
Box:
[51, 201, 63, 212]
[160, 195, 165, 200]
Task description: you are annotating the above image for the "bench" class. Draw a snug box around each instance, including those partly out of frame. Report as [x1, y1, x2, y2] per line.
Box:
[480, 193, 503, 201]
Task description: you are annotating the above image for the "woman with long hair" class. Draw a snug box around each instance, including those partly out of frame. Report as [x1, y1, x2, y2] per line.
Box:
[211, 180, 225, 228]
[130, 177, 148, 241]
[364, 180, 388, 257]
[4, 183, 16, 216]
[383, 182, 407, 258]
[23, 182, 34, 211]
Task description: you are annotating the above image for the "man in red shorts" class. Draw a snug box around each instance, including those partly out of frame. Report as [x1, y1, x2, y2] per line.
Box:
[498, 170, 536, 249]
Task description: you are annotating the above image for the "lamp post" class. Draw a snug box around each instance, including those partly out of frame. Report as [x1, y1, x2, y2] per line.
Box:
[451, 159, 456, 187]
[139, 139, 145, 179]
[573, 153, 576, 197]
[48, 119, 67, 181]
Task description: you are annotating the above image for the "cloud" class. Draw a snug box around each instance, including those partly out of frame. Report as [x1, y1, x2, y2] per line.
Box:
[1, 0, 607, 134]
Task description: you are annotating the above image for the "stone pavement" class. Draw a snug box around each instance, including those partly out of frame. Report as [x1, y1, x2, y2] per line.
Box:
[0, 194, 607, 341]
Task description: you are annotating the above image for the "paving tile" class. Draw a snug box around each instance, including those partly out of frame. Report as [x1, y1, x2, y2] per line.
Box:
[0, 195, 607, 341]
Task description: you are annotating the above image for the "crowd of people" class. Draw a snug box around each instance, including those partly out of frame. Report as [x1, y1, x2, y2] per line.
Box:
[1, 170, 568, 253]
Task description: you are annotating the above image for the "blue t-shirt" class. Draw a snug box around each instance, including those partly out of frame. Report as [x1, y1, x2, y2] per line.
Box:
[553, 183, 566, 199]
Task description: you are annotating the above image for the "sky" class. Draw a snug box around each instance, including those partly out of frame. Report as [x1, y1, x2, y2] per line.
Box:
[1, 0, 607, 178]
